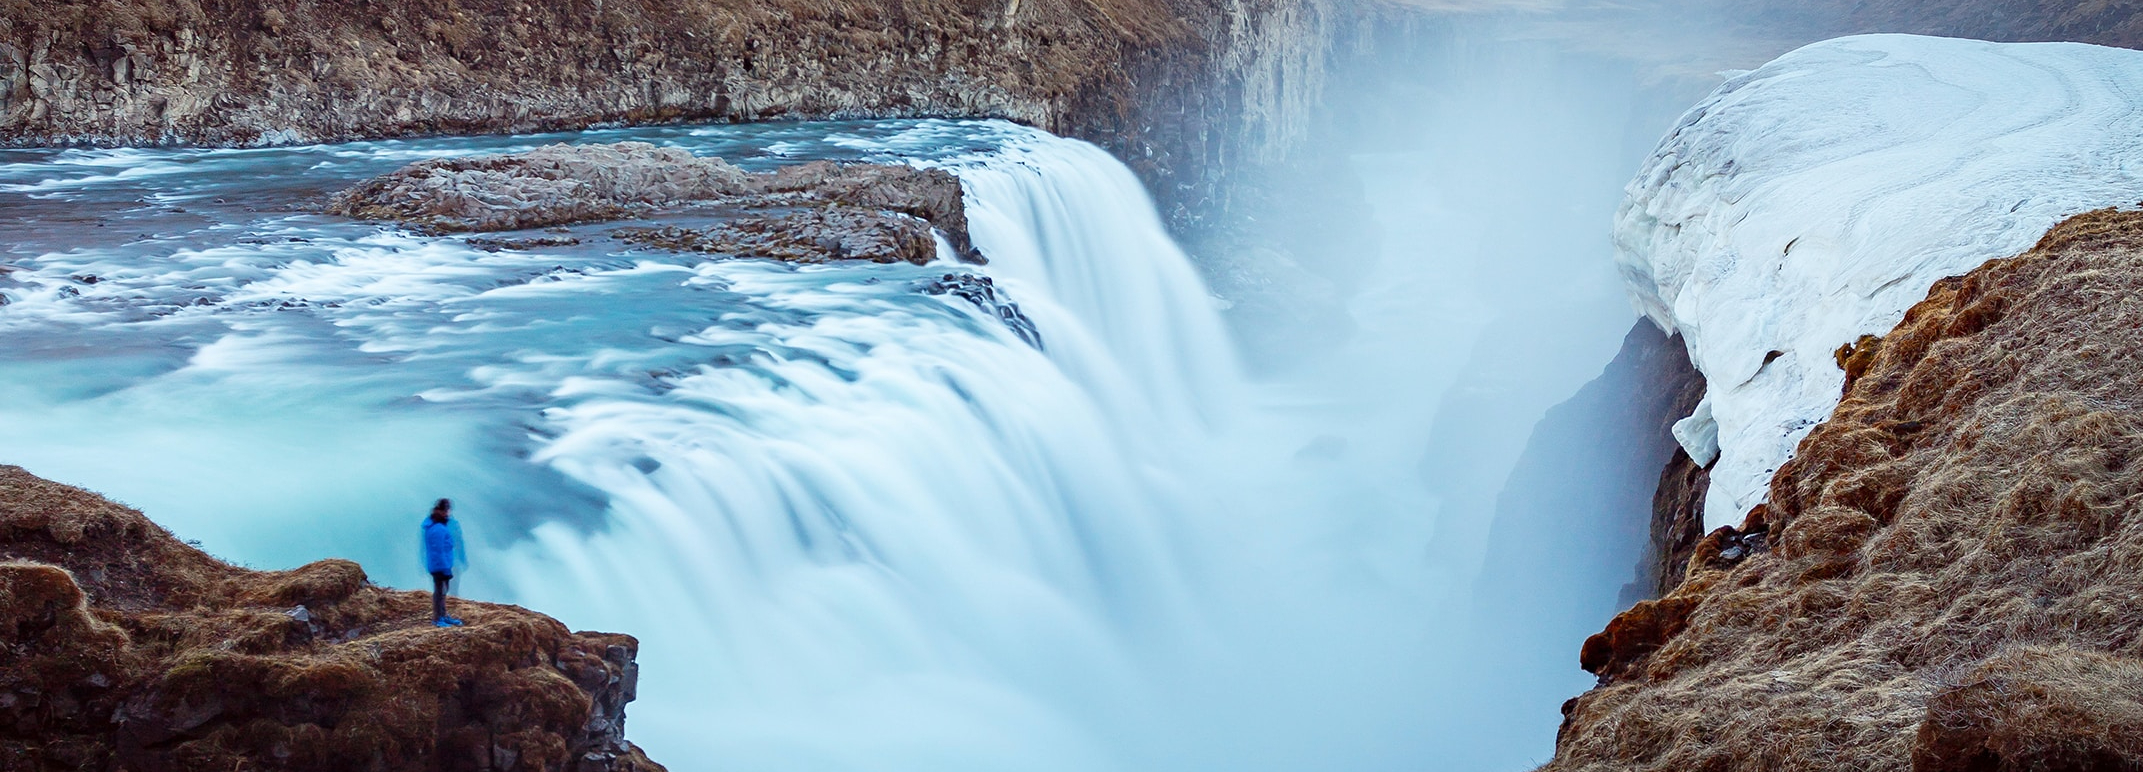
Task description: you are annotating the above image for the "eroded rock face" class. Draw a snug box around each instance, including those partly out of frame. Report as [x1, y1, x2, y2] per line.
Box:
[761, 161, 981, 261]
[0, 465, 663, 772]
[1551, 209, 2143, 771]
[0, 0, 1338, 246]
[328, 143, 983, 264]
[614, 210, 938, 266]
[1646, 449, 1710, 599]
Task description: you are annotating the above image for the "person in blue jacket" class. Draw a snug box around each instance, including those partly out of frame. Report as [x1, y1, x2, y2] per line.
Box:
[421, 498, 468, 627]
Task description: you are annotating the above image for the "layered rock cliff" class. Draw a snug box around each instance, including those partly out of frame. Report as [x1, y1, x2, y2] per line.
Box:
[0, 465, 660, 772]
[0, 0, 1336, 238]
[1553, 207, 2143, 772]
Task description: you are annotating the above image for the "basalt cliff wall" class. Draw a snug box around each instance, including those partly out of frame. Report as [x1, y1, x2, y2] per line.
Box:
[0, 464, 660, 772]
[0, 0, 1337, 233]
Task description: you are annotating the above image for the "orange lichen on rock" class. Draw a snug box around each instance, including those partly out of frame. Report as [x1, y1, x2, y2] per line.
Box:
[1549, 208, 2143, 771]
[0, 465, 662, 772]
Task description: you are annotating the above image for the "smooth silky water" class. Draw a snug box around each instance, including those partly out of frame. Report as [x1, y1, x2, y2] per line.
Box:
[0, 111, 1642, 770]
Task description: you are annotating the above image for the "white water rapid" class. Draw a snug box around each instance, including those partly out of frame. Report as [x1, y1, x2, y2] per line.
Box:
[0, 82, 1672, 766]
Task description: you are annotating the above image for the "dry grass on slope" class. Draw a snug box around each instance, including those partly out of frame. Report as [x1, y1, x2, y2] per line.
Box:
[1549, 208, 2143, 772]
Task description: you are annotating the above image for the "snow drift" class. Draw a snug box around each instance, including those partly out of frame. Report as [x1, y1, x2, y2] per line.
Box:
[1615, 34, 2143, 528]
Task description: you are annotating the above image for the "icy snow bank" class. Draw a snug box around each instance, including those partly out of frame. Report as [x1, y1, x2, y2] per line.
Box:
[1616, 34, 2143, 529]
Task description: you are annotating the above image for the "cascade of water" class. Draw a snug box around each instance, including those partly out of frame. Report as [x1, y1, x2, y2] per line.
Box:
[476, 130, 1262, 770]
[0, 110, 1647, 771]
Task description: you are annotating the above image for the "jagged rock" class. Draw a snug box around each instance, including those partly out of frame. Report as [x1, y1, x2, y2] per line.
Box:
[920, 272, 1042, 349]
[467, 236, 583, 252]
[759, 161, 982, 262]
[615, 208, 938, 265]
[1644, 459, 1709, 588]
[1549, 210, 2143, 771]
[329, 143, 986, 264]
[1646, 372, 1711, 599]
[0, 465, 663, 772]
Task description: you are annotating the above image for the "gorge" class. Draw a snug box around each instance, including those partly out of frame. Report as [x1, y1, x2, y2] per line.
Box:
[9, 1, 2143, 771]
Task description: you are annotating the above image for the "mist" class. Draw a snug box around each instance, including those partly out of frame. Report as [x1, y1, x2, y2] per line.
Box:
[1212, 5, 1776, 766]
[0, 3, 1870, 770]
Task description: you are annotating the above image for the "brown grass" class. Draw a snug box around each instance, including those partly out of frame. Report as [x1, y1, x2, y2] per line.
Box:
[1549, 209, 2143, 771]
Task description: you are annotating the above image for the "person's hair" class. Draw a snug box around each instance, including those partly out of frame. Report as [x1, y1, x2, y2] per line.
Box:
[431, 498, 452, 522]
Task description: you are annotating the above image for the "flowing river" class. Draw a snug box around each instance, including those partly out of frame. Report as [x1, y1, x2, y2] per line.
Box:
[0, 113, 1645, 770]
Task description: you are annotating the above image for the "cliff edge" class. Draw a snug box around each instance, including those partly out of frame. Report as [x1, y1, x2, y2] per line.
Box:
[0, 464, 662, 772]
[1553, 208, 2143, 771]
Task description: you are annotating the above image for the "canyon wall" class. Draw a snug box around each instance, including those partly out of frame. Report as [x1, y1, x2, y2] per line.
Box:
[0, 464, 660, 772]
[0, 0, 1339, 238]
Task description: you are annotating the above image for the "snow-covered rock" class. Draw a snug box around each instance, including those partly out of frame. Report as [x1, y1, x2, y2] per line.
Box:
[1616, 34, 2143, 529]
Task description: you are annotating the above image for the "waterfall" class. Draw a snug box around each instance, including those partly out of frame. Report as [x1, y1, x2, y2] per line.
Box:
[485, 132, 1254, 770]
[0, 107, 1657, 770]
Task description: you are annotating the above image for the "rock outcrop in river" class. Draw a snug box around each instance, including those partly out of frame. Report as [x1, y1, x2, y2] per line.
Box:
[1552, 207, 2143, 772]
[0, 465, 661, 772]
[327, 143, 981, 264]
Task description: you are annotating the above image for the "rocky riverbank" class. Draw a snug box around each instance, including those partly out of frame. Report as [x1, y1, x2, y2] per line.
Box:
[0, 465, 661, 772]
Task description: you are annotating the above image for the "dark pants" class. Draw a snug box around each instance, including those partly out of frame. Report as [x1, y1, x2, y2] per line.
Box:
[432, 571, 452, 621]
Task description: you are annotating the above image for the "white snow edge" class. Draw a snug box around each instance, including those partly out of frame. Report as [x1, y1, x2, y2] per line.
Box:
[1615, 34, 2143, 529]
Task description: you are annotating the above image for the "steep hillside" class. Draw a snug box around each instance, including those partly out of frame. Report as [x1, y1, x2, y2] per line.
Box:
[1552, 208, 2143, 771]
[0, 464, 660, 772]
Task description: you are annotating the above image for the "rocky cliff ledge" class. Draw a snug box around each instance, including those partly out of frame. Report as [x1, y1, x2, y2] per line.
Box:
[1550, 209, 2143, 771]
[0, 465, 661, 772]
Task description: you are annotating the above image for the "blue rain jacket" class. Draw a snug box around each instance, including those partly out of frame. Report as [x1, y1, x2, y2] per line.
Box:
[421, 517, 467, 575]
